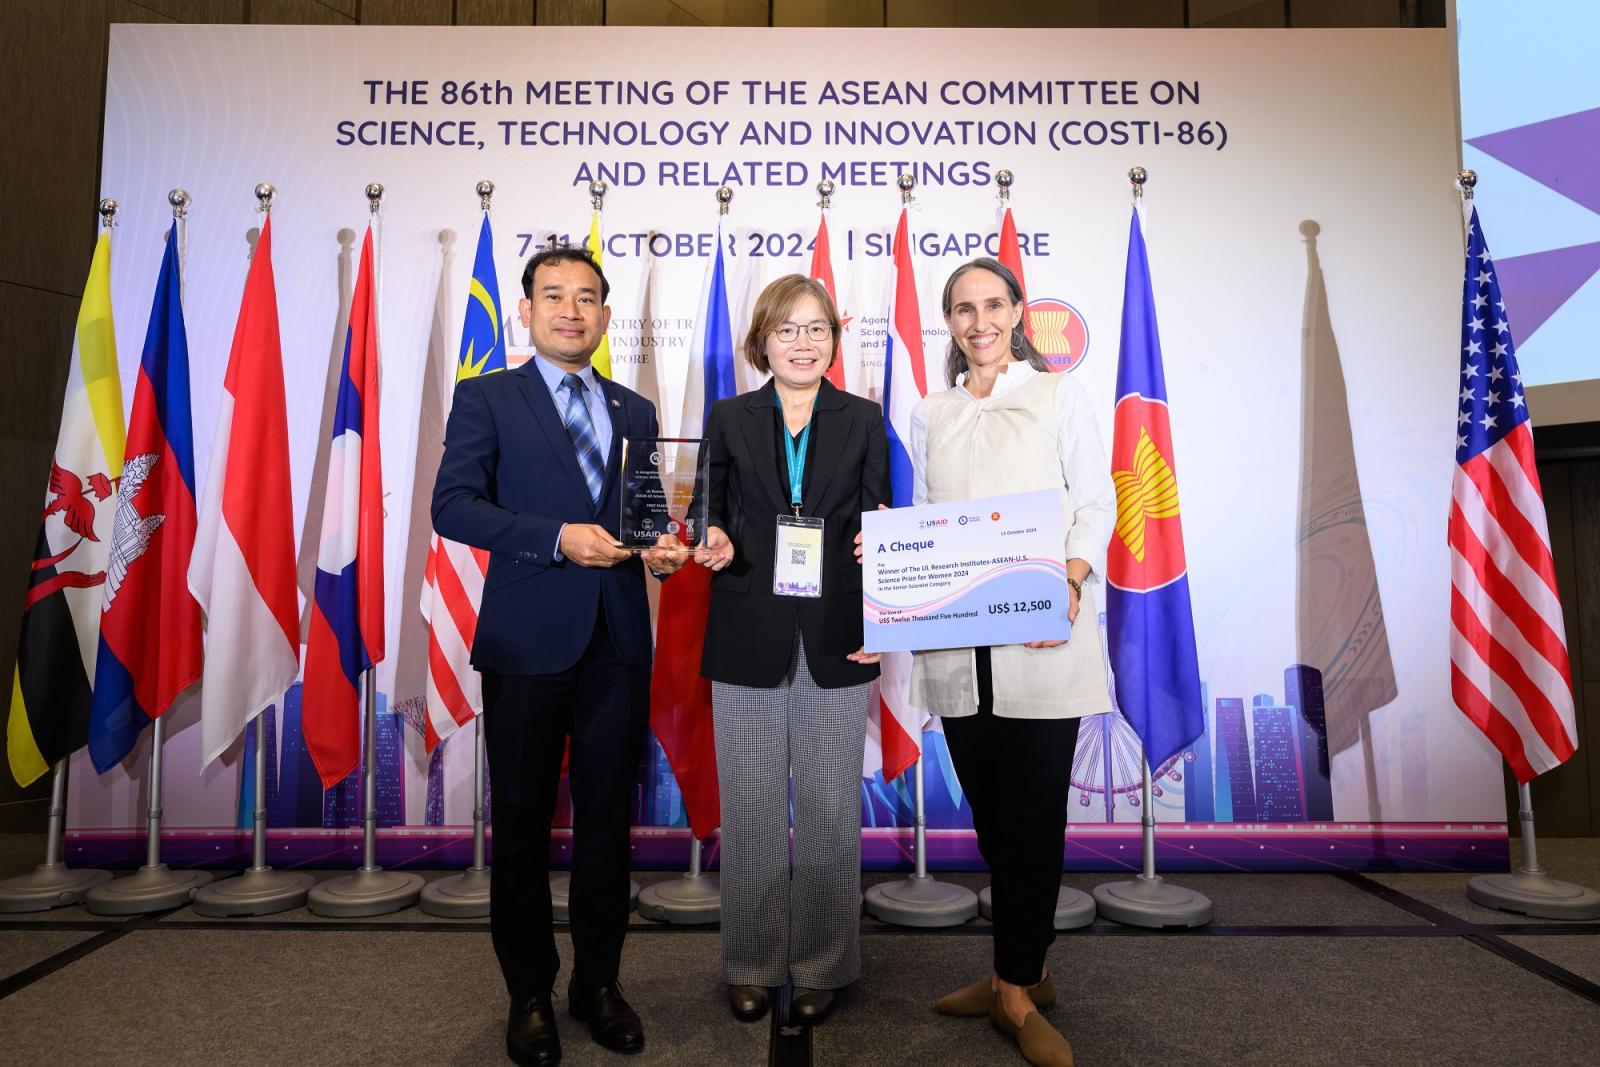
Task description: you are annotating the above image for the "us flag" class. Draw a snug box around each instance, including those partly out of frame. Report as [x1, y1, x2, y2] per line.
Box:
[1448, 204, 1576, 783]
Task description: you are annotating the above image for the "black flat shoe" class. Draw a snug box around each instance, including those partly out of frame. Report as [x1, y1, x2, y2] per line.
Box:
[506, 993, 562, 1066]
[728, 985, 769, 1022]
[569, 981, 645, 1054]
[791, 987, 837, 1025]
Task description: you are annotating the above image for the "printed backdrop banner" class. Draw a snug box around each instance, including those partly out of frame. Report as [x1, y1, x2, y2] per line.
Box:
[62, 25, 1506, 871]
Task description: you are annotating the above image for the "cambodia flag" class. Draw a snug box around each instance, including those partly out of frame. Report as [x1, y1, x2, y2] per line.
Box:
[1105, 206, 1203, 768]
[873, 207, 928, 782]
[808, 210, 847, 390]
[87, 225, 203, 772]
[302, 224, 385, 788]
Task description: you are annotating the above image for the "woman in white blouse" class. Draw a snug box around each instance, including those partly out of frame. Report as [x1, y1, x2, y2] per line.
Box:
[909, 257, 1115, 1067]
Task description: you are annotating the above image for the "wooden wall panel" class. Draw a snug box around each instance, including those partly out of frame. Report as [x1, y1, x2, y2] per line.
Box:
[361, 0, 454, 24]
[248, 0, 356, 23]
[457, 0, 537, 23]
[1289, 0, 1401, 27]
[774, 0, 883, 27]
[1098, 0, 1182, 27]
[116, 0, 246, 20]
[886, 0, 953, 26]
[537, 0, 604, 24]
[1190, 0, 1285, 27]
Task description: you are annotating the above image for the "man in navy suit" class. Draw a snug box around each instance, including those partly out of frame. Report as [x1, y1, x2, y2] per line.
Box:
[433, 248, 684, 1066]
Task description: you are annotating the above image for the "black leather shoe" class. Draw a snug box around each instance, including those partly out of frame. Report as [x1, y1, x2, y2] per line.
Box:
[728, 984, 769, 1022]
[568, 981, 645, 1054]
[791, 987, 837, 1025]
[506, 993, 561, 1066]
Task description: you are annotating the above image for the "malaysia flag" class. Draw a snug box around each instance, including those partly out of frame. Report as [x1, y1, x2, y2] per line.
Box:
[87, 225, 203, 773]
[302, 223, 385, 788]
[1105, 205, 1204, 768]
[873, 206, 929, 782]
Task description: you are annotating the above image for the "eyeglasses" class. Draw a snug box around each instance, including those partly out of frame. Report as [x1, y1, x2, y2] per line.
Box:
[773, 321, 833, 343]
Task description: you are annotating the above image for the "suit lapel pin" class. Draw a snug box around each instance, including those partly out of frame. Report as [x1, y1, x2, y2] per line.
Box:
[610, 398, 621, 407]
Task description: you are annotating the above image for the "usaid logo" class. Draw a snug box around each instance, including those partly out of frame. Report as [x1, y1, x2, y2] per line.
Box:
[917, 517, 950, 529]
[1026, 297, 1090, 373]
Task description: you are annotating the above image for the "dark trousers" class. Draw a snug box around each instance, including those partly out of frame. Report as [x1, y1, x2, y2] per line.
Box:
[481, 608, 650, 999]
[942, 647, 1081, 987]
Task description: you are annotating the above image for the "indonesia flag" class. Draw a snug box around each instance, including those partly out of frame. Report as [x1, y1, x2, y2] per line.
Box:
[873, 207, 929, 782]
[302, 224, 385, 788]
[190, 215, 300, 769]
[86, 225, 204, 773]
[648, 218, 737, 840]
[808, 210, 847, 390]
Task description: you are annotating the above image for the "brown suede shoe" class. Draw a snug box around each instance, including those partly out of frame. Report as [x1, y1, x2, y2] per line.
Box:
[990, 1002, 1073, 1067]
[934, 975, 1056, 1017]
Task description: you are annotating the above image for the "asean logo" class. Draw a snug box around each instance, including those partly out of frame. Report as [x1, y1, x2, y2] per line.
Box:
[1025, 297, 1089, 373]
[1107, 396, 1187, 591]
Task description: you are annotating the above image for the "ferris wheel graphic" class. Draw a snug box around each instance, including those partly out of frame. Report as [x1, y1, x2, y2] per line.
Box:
[1070, 612, 1186, 822]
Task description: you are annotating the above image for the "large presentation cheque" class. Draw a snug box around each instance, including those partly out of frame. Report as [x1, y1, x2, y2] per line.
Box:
[862, 489, 1071, 654]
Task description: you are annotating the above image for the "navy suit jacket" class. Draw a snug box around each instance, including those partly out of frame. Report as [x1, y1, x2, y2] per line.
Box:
[431, 359, 659, 675]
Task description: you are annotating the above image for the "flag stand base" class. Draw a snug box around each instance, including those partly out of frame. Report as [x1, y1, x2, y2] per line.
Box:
[637, 874, 721, 925]
[307, 868, 423, 917]
[865, 873, 978, 928]
[0, 863, 113, 913]
[1468, 869, 1600, 920]
[980, 884, 1096, 930]
[1092, 874, 1212, 928]
[86, 864, 212, 915]
[192, 869, 315, 917]
[550, 873, 640, 923]
[421, 866, 491, 918]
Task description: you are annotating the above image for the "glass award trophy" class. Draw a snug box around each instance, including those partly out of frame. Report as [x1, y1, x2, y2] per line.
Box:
[619, 437, 708, 551]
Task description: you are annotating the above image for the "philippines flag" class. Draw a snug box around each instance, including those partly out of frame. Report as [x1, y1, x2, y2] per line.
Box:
[420, 213, 506, 753]
[808, 210, 848, 390]
[191, 215, 300, 769]
[302, 224, 385, 788]
[873, 207, 929, 782]
[1105, 205, 1203, 768]
[648, 218, 736, 839]
[87, 225, 203, 773]
[1449, 205, 1575, 781]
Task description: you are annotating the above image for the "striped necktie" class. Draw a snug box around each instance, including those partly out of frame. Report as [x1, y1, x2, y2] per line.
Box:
[559, 373, 606, 506]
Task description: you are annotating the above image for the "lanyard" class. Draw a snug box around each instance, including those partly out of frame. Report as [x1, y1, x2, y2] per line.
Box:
[782, 394, 817, 516]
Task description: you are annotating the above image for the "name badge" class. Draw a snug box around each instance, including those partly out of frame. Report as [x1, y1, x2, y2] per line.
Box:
[773, 515, 824, 598]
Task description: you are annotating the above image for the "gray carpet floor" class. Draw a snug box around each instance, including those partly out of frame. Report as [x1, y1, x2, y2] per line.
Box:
[3, 834, 1599, 1065]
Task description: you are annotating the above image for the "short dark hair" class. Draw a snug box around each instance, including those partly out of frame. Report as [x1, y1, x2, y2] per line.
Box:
[743, 274, 841, 374]
[521, 246, 610, 303]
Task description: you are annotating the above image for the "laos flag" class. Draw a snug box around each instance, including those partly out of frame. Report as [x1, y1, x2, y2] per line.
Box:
[87, 225, 204, 772]
[302, 223, 384, 789]
[1105, 206, 1203, 769]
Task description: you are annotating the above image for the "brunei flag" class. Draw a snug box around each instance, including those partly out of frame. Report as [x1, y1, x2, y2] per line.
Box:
[1105, 205, 1203, 769]
[8, 231, 126, 787]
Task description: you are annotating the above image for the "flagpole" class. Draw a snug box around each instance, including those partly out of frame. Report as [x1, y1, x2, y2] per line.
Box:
[86, 190, 217, 915]
[306, 183, 421, 918]
[1090, 168, 1212, 930]
[0, 200, 124, 914]
[422, 178, 502, 918]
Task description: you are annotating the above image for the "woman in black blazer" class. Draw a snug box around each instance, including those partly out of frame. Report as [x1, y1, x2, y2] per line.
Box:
[694, 274, 890, 1026]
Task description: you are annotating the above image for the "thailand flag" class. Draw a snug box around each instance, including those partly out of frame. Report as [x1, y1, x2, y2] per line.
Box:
[648, 217, 736, 840]
[87, 225, 203, 772]
[190, 215, 300, 770]
[302, 224, 385, 789]
[1105, 205, 1203, 767]
[873, 207, 929, 782]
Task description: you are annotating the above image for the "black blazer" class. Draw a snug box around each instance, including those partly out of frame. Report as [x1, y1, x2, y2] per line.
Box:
[698, 378, 890, 689]
[431, 360, 660, 675]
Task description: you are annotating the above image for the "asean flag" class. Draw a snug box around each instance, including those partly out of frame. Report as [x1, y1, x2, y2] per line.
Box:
[1105, 206, 1203, 769]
